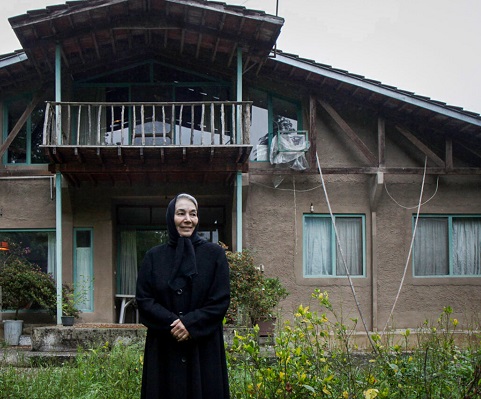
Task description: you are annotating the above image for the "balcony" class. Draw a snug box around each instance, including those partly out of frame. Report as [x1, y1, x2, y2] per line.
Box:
[42, 101, 252, 186]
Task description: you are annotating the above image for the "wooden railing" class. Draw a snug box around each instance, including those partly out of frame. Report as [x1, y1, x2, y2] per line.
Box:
[43, 101, 251, 147]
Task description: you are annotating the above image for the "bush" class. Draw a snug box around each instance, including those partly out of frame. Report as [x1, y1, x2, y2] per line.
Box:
[225, 249, 288, 326]
[0, 255, 57, 319]
[0, 240, 79, 320]
[227, 290, 481, 399]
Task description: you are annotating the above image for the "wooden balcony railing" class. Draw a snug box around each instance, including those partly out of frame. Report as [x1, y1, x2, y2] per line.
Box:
[43, 101, 251, 147]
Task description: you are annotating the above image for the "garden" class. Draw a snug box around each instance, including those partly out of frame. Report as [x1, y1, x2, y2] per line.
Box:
[1, 249, 481, 398]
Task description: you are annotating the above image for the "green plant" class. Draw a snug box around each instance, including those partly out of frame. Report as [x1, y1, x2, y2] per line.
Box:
[250, 277, 288, 321]
[0, 243, 57, 319]
[225, 248, 288, 326]
[0, 239, 79, 320]
[61, 284, 81, 318]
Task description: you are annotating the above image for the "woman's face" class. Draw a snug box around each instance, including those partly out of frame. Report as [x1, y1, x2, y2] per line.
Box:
[174, 198, 198, 237]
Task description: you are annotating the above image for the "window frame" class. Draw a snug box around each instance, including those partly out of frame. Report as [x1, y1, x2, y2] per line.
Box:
[413, 214, 481, 278]
[248, 89, 303, 162]
[303, 214, 366, 278]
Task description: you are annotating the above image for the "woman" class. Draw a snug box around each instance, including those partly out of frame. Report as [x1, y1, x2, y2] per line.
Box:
[136, 193, 230, 399]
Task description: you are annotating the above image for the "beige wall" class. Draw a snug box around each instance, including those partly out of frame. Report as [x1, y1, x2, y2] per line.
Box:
[244, 105, 481, 331]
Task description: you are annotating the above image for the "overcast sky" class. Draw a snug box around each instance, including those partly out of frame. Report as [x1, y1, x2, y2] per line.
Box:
[1, 0, 480, 114]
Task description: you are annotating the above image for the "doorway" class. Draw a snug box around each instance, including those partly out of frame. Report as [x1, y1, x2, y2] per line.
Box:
[116, 204, 225, 296]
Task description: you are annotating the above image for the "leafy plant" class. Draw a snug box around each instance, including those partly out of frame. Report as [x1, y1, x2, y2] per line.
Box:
[0, 239, 79, 320]
[225, 248, 288, 326]
[0, 243, 57, 319]
[61, 284, 81, 318]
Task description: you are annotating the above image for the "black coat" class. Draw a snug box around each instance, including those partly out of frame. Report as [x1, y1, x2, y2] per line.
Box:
[136, 241, 230, 399]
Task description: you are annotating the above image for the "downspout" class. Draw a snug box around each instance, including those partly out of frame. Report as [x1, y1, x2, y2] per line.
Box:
[236, 47, 243, 251]
[55, 43, 63, 324]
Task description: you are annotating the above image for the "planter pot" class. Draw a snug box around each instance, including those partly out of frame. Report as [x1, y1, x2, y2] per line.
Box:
[3, 320, 24, 345]
[61, 316, 75, 326]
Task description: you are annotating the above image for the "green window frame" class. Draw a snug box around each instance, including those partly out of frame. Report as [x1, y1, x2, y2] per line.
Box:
[303, 214, 366, 278]
[73, 228, 94, 312]
[248, 89, 303, 162]
[413, 215, 481, 277]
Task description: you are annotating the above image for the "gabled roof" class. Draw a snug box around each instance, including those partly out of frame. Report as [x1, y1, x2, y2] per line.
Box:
[1, 0, 480, 144]
[6, 0, 283, 82]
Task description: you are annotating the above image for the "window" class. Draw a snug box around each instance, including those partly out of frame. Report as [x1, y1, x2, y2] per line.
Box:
[0, 230, 56, 276]
[248, 89, 302, 161]
[303, 215, 365, 277]
[413, 216, 481, 276]
[74, 229, 94, 312]
[2, 97, 48, 164]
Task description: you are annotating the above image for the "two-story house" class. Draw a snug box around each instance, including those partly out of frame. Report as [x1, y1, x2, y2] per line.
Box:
[1, 0, 481, 331]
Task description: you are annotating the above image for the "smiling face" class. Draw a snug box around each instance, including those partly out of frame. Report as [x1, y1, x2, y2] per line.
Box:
[174, 197, 198, 237]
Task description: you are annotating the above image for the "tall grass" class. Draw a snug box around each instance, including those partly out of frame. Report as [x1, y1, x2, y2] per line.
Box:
[1, 292, 481, 399]
[0, 342, 143, 399]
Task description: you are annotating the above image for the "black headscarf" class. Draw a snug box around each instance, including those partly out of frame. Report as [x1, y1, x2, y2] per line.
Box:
[166, 194, 204, 291]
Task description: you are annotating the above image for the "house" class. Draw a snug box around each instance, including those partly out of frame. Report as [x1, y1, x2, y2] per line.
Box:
[1, 0, 480, 332]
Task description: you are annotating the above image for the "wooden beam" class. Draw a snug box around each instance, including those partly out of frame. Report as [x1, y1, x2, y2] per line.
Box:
[250, 166, 481, 175]
[445, 136, 453, 170]
[457, 140, 481, 161]
[395, 125, 445, 167]
[370, 172, 384, 211]
[74, 147, 84, 163]
[309, 95, 317, 167]
[96, 148, 104, 164]
[377, 117, 385, 167]
[318, 99, 377, 164]
[0, 91, 44, 159]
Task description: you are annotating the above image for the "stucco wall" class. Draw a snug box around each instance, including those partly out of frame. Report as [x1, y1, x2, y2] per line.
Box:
[244, 105, 481, 331]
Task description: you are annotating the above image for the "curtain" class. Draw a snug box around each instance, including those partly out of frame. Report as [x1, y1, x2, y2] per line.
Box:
[336, 218, 362, 276]
[119, 231, 138, 295]
[47, 232, 56, 280]
[304, 217, 331, 276]
[453, 218, 481, 275]
[75, 247, 92, 310]
[413, 218, 449, 276]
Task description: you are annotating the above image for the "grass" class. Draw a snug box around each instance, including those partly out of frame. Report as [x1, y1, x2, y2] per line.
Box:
[1, 294, 481, 399]
[0, 342, 143, 399]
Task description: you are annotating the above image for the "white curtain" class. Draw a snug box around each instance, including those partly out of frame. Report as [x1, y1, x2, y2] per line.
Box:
[336, 218, 362, 276]
[75, 247, 92, 310]
[47, 232, 56, 280]
[304, 217, 332, 276]
[453, 218, 481, 275]
[119, 231, 138, 295]
[413, 218, 449, 276]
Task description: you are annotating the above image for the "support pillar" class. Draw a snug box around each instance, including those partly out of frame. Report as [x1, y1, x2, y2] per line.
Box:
[236, 47, 243, 251]
[55, 172, 63, 324]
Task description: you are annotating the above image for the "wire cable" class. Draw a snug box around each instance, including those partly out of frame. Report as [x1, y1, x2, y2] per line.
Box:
[315, 152, 377, 352]
[382, 156, 428, 333]
[384, 176, 439, 209]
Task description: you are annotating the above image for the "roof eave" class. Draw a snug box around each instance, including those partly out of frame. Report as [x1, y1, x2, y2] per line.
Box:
[275, 52, 481, 128]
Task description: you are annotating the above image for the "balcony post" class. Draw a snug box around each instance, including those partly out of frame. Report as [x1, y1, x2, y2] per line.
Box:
[236, 47, 243, 145]
[55, 43, 62, 145]
[55, 172, 63, 325]
[236, 47, 243, 251]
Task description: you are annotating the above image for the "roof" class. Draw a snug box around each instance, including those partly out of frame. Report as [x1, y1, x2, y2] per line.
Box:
[7, 0, 283, 79]
[1, 0, 480, 141]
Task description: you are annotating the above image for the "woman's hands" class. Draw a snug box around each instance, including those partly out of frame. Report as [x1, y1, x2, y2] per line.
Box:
[170, 318, 191, 342]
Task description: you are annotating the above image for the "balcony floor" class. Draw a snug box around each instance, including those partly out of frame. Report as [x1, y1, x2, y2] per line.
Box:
[44, 144, 252, 186]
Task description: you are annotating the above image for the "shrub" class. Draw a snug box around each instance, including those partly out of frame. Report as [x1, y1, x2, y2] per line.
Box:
[0, 255, 57, 319]
[225, 249, 288, 326]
